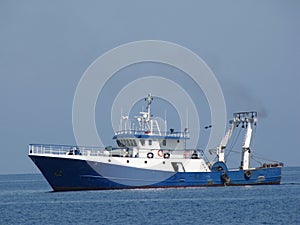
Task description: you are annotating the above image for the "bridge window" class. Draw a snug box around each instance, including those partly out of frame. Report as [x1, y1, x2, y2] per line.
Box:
[132, 139, 137, 147]
[116, 140, 125, 147]
[129, 139, 133, 146]
[140, 139, 145, 146]
[162, 139, 166, 146]
[148, 140, 152, 145]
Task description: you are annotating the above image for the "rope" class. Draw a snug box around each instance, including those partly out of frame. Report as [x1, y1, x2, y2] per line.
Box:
[250, 153, 280, 163]
[225, 128, 242, 161]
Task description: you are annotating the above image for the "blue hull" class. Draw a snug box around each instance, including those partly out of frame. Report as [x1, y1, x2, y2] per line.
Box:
[29, 155, 282, 191]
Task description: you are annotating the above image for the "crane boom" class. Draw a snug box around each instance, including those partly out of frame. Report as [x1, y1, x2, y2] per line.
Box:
[216, 112, 257, 169]
[217, 121, 236, 162]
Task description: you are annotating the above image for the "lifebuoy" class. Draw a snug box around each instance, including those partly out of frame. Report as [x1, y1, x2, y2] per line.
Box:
[163, 153, 170, 159]
[158, 150, 164, 157]
[147, 152, 154, 159]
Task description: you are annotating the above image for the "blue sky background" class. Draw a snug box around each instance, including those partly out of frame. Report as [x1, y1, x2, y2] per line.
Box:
[0, 1, 299, 174]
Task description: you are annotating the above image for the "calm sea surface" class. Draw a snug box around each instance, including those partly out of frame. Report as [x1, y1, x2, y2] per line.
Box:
[1, 167, 299, 225]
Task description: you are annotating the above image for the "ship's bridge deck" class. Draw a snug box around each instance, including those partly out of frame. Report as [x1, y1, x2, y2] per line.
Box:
[113, 130, 190, 139]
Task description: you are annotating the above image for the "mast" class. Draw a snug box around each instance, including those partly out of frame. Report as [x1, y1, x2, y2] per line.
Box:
[145, 93, 153, 122]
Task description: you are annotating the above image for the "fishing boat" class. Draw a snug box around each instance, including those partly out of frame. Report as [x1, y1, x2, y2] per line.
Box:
[29, 94, 283, 191]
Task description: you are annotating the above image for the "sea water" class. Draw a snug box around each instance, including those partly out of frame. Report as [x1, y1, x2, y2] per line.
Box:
[0, 167, 299, 225]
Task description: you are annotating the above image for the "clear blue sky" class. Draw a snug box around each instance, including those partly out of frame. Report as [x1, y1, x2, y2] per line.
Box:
[0, 0, 299, 174]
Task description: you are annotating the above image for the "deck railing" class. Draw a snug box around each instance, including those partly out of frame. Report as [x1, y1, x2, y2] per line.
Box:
[29, 144, 108, 157]
[151, 149, 208, 161]
[29, 144, 208, 161]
